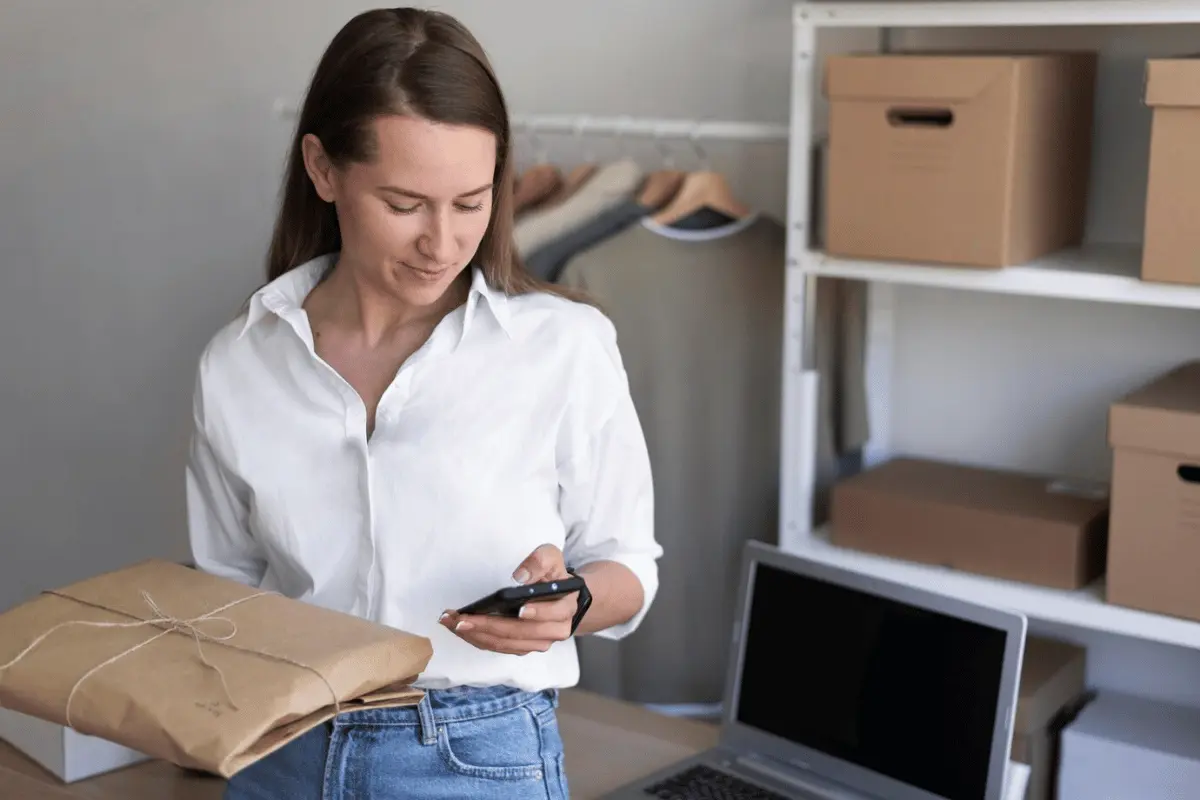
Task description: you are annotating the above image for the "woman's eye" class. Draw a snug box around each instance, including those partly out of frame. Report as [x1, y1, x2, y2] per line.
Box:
[455, 203, 485, 213]
[387, 204, 421, 215]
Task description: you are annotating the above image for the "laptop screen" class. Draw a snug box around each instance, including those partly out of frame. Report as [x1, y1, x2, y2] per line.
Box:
[735, 562, 1008, 800]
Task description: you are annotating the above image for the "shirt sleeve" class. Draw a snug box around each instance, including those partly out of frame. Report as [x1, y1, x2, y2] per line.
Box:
[186, 366, 266, 587]
[558, 311, 662, 641]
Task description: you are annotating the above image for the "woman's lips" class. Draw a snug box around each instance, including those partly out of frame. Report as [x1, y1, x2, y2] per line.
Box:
[402, 262, 449, 281]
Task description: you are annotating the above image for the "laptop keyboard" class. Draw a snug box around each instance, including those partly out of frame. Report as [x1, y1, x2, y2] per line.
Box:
[644, 764, 790, 799]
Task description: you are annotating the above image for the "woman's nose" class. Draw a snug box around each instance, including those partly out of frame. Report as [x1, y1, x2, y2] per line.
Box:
[420, 212, 457, 265]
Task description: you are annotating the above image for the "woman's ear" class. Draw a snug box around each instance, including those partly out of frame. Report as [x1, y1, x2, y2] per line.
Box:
[301, 133, 338, 203]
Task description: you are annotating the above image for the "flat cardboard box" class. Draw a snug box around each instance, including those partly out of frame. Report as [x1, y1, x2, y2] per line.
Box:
[1057, 691, 1200, 800]
[1107, 361, 1200, 621]
[831, 457, 1109, 589]
[1142, 58, 1200, 286]
[824, 52, 1096, 267]
[0, 708, 149, 784]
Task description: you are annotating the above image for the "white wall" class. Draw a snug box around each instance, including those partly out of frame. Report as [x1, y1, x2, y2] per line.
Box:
[0, 1, 794, 612]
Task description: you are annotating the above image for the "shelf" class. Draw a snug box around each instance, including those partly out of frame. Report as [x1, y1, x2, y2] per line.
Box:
[785, 526, 1200, 651]
[798, 244, 1200, 311]
[796, 1, 1200, 29]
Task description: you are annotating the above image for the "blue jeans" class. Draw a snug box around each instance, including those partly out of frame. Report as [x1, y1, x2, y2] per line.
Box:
[224, 686, 569, 799]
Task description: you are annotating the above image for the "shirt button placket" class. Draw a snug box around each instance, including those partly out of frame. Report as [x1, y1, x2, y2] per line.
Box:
[341, 388, 373, 619]
[365, 370, 414, 621]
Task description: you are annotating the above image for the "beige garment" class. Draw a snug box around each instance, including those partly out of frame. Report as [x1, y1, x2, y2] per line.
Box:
[514, 159, 644, 256]
[560, 214, 784, 705]
[560, 213, 870, 705]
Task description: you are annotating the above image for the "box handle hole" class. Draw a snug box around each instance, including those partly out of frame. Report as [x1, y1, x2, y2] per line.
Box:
[887, 107, 954, 128]
[1177, 465, 1200, 484]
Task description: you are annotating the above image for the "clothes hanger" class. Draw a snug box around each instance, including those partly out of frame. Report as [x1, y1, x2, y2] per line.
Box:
[539, 117, 599, 208]
[650, 125, 750, 226]
[637, 127, 686, 211]
[513, 125, 562, 213]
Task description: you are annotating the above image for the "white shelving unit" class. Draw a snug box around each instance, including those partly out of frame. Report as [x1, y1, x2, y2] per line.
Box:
[780, 0, 1200, 693]
[807, 244, 1200, 312]
[798, 526, 1200, 651]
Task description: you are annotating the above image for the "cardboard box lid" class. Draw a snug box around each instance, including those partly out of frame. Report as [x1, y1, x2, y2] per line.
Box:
[838, 458, 1108, 525]
[825, 55, 1018, 103]
[1109, 362, 1200, 456]
[1145, 58, 1200, 108]
[1015, 636, 1087, 733]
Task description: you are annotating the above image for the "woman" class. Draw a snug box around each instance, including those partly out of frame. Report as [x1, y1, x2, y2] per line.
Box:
[186, 8, 661, 799]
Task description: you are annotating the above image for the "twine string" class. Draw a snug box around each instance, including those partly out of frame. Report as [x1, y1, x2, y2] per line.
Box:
[0, 589, 342, 729]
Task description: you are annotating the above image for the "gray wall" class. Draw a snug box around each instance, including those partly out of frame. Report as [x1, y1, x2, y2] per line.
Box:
[0, 1, 793, 611]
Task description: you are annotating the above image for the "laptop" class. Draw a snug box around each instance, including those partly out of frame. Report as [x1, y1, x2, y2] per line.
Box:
[603, 540, 1027, 800]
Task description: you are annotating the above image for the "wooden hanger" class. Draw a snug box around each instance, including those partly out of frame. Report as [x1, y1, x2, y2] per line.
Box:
[637, 169, 686, 211]
[541, 162, 598, 208]
[650, 170, 750, 226]
[514, 164, 562, 214]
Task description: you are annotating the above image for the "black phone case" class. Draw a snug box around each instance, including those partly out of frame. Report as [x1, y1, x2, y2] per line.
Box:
[457, 576, 585, 617]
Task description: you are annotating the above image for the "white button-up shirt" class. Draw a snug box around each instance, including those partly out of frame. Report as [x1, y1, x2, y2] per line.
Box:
[186, 254, 661, 691]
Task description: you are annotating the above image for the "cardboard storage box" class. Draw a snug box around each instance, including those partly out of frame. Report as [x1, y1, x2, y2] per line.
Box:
[824, 52, 1096, 267]
[1057, 691, 1200, 800]
[830, 457, 1109, 589]
[1142, 58, 1200, 286]
[1107, 361, 1200, 621]
[1012, 637, 1089, 800]
[0, 708, 149, 784]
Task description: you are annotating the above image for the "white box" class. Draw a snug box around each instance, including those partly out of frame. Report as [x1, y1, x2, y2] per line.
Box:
[0, 707, 149, 783]
[1057, 691, 1200, 800]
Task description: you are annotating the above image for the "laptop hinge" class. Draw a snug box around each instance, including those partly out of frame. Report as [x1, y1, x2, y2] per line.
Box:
[735, 754, 880, 800]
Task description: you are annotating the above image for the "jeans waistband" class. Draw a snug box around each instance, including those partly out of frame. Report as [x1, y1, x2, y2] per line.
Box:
[333, 685, 556, 730]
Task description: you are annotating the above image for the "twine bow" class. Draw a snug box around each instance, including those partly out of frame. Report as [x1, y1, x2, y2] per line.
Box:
[0, 590, 341, 730]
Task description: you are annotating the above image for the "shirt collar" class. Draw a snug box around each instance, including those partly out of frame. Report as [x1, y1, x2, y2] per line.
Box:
[463, 264, 512, 340]
[238, 255, 512, 341]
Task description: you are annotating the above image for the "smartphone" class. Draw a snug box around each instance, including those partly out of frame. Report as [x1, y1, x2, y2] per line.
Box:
[456, 575, 585, 617]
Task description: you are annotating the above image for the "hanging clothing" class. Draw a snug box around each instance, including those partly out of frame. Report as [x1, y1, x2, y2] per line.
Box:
[558, 213, 785, 705]
[523, 199, 651, 281]
[514, 159, 644, 258]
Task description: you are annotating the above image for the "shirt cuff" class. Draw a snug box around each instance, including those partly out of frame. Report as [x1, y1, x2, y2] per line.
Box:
[587, 553, 659, 641]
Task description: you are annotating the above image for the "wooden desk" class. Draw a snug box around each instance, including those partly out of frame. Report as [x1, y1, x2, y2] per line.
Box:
[0, 690, 718, 799]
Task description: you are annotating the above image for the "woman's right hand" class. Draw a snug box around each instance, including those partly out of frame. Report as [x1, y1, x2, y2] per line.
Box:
[438, 544, 578, 655]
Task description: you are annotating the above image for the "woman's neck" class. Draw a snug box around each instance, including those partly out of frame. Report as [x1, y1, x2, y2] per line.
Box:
[310, 259, 470, 349]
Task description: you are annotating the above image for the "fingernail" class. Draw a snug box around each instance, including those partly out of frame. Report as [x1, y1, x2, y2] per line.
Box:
[518, 605, 533, 619]
[455, 620, 473, 632]
[513, 568, 531, 585]
[438, 612, 450, 623]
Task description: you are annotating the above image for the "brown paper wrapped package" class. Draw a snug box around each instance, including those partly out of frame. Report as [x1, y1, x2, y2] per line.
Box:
[0, 560, 433, 778]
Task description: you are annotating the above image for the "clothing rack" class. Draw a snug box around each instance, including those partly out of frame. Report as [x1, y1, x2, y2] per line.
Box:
[510, 114, 790, 144]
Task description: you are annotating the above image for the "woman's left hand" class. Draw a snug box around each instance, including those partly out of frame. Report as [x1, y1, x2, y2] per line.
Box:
[439, 544, 578, 656]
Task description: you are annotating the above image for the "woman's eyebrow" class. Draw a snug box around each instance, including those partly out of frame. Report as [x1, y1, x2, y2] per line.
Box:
[378, 183, 493, 200]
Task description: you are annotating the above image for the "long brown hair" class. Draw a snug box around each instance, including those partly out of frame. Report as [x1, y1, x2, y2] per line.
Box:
[266, 8, 583, 302]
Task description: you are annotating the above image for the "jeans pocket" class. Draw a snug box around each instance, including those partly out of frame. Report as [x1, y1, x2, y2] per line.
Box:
[436, 707, 546, 782]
